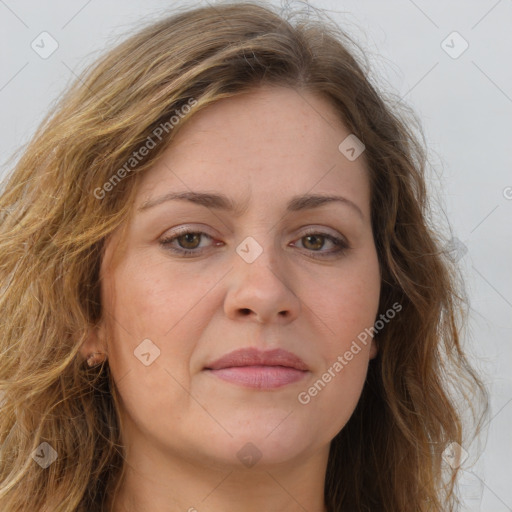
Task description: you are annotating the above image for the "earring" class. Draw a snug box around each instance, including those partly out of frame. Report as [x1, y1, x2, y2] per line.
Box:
[86, 352, 106, 367]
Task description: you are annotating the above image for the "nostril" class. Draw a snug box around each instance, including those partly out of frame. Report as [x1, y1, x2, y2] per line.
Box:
[240, 308, 251, 316]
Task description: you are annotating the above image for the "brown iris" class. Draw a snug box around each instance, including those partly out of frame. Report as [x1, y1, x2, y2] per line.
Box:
[302, 234, 325, 251]
[177, 233, 202, 249]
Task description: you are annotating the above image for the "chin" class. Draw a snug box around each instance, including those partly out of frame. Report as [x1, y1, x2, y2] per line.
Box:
[209, 422, 316, 468]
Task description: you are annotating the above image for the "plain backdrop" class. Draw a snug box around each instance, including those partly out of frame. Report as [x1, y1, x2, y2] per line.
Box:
[0, 1, 511, 510]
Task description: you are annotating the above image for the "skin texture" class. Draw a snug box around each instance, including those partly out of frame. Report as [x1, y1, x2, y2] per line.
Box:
[82, 85, 381, 512]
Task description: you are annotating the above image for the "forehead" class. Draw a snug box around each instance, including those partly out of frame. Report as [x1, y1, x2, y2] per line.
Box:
[136, 85, 370, 215]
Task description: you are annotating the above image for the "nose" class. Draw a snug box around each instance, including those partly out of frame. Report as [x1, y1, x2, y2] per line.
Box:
[223, 238, 301, 324]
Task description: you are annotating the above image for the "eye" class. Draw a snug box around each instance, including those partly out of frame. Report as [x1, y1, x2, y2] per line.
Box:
[292, 229, 349, 259]
[159, 228, 219, 256]
[159, 227, 349, 259]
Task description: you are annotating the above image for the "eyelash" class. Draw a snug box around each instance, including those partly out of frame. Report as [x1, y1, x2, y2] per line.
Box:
[159, 227, 349, 259]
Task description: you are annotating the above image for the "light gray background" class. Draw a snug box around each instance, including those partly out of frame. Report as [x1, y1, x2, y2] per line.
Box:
[1, 1, 510, 510]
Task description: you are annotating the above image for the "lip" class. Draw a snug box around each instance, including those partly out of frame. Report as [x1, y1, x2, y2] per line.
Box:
[203, 347, 309, 390]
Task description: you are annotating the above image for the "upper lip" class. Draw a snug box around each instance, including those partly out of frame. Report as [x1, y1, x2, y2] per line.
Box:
[204, 347, 309, 371]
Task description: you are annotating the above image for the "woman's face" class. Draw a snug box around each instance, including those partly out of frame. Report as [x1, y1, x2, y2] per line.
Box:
[91, 85, 380, 470]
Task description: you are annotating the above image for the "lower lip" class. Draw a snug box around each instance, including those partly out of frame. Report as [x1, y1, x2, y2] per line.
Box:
[206, 365, 308, 390]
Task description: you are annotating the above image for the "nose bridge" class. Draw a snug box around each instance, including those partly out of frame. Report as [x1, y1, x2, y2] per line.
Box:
[224, 231, 301, 323]
[235, 226, 284, 280]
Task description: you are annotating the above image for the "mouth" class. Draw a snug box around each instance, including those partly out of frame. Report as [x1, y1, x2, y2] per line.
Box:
[203, 347, 309, 390]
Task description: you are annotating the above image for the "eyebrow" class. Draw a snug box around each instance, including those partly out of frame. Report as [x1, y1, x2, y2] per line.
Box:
[137, 191, 364, 219]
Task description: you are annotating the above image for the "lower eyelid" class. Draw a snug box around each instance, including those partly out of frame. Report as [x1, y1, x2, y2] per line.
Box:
[293, 234, 348, 254]
[160, 230, 349, 256]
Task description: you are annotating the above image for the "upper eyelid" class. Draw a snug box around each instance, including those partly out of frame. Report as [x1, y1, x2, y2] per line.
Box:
[160, 223, 345, 238]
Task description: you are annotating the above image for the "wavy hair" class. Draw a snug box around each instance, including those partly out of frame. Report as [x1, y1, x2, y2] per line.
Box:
[0, 2, 487, 511]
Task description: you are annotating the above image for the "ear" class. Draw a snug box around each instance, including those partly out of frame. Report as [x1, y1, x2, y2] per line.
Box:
[369, 337, 378, 360]
[79, 322, 107, 361]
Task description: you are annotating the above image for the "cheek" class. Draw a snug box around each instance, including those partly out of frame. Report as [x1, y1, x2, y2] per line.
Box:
[101, 261, 198, 435]
[103, 253, 209, 339]
[307, 251, 380, 349]
[100, 253, 218, 414]
[311, 358, 369, 439]
[297, 310, 375, 439]
[297, 251, 379, 427]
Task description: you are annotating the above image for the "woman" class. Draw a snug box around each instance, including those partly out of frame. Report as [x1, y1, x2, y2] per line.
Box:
[0, 2, 487, 511]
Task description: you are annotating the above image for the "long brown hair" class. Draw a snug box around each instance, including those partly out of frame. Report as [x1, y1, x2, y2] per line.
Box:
[0, 2, 487, 510]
